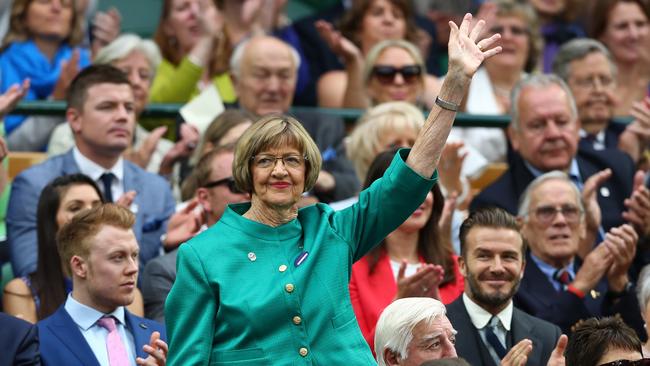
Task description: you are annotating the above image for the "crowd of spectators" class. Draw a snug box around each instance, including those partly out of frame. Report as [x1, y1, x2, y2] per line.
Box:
[1, 0, 650, 365]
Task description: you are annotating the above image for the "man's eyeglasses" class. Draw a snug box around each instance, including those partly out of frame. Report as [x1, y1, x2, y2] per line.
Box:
[371, 65, 422, 85]
[570, 74, 615, 90]
[529, 204, 583, 225]
[600, 359, 650, 366]
[202, 177, 243, 194]
[251, 154, 307, 170]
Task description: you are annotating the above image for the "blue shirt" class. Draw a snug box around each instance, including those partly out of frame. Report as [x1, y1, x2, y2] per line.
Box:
[529, 253, 576, 292]
[64, 294, 137, 366]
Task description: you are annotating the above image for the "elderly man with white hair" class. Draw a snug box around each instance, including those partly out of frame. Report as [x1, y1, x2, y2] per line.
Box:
[375, 297, 458, 366]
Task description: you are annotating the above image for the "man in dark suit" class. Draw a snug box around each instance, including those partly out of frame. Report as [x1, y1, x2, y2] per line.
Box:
[141, 146, 249, 322]
[229, 34, 359, 203]
[552, 38, 650, 164]
[471, 74, 649, 241]
[514, 171, 643, 337]
[7, 65, 176, 277]
[38, 204, 166, 366]
[446, 207, 562, 366]
[0, 312, 40, 365]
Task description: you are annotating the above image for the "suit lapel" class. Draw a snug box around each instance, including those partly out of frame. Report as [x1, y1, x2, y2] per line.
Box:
[122, 162, 144, 238]
[521, 253, 556, 308]
[448, 298, 497, 366]
[511, 308, 544, 366]
[61, 149, 82, 175]
[48, 307, 101, 366]
[126, 311, 150, 359]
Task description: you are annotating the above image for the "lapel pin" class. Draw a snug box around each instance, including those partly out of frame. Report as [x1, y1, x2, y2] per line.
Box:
[591, 290, 600, 299]
[248, 252, 257, 261]
[294, 251, 309, 267]
[139, 323, 148, 329]
[600, 187, 610, 197]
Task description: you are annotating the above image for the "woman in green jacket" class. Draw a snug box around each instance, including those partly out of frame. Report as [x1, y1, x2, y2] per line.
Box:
[165, 13, 502, 365]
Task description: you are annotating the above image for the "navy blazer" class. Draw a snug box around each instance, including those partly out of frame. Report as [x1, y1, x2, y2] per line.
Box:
[471, 147, 634, 232]
[0, 312, 41, 365]
[7, 149, 176, 277]
[38, 305, 166, 366]
[514, 252, 644, 337]
[446, 296, 561, 366]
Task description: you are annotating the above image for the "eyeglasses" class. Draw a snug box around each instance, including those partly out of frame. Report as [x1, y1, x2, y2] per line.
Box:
[371, 65, 422, 85]
[570, 74, 615, 90]
[251, 154, 307, 170]
[600, 359, 650, 366]
[202, 177, 243, 194]
[488, 25, 528, 37]
[529, 204, 582, 225]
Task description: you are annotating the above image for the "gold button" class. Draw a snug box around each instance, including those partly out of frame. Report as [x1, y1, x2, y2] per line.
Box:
[292, 316, 302, 325]
[299, 347, 308, 357]
[279, 264, 287, 272]
[285, 283, 294, 293]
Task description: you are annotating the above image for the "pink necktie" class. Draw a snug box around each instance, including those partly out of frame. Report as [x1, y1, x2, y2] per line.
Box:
[96, 316, 130, 366]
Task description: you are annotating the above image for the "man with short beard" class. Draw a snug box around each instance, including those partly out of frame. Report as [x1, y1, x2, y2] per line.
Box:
[446, 207, 561, 366]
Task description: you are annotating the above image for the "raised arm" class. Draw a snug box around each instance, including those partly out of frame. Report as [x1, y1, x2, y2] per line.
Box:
[406, 14, 501, 178]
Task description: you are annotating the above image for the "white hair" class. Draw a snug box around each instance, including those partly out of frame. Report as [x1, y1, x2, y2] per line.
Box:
[375, 297, 448, 366]
[93, 33, 162, 75]
[517, 170, 584, 220]
[637, 264, 650, 313]
[510, 73, 578, 131]
[229, 36, 301, 78]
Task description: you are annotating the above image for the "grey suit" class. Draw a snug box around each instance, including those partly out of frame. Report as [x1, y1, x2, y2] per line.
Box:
[446, 296, 561, 366]
[141, 249, 178, 323]
[7, 149, 176, 277]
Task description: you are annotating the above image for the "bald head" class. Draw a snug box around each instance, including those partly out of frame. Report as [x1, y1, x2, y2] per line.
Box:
[230, 36, 300, 116]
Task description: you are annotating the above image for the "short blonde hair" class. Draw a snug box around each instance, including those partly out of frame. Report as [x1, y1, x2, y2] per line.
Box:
[363, 40, 426, 85]
[233, 115, 322, 193]
[347, 102, 424, 181]
[57, 204, 135, 277]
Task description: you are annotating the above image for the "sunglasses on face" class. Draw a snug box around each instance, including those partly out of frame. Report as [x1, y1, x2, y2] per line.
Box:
[202, 177, 243, 194]
[600, 359, 650, 366]
[371, 65, 422, 85]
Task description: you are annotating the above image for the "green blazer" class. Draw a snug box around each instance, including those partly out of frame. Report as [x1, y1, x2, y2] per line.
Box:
[165, 150, 437, 365]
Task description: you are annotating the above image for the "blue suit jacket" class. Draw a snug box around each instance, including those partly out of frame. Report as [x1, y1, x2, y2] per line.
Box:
[7, 149, 176, 276]
[514, 252, 644, 337]
[471, 147, 634, 232]
[446, 296, 561, 366]
[0, 312, 41, 365]
[37, 305, 166, 366]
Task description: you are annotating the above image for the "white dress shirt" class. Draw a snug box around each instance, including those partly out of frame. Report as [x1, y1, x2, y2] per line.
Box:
[64, 294, 137, 366]
[73, 147, 125, 201]
[463, 293, 513, 365]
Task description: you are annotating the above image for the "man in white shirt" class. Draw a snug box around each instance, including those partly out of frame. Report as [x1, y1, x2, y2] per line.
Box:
[37, 203, 166, 366]
[446, 207, 562, 366]
[7, 65, 176, 277]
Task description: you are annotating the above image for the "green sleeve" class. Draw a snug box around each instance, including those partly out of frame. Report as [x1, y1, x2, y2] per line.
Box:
[150, 58, 203, 103]
[165, 243, 216, 366]
[330, 149, 437, 261]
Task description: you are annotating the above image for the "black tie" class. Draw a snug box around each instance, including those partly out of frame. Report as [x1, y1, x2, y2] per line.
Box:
[99, 173, 115, 203]
[485, 316, 507, 359]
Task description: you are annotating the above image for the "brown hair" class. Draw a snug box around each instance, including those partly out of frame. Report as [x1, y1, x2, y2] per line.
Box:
[66, 64, 131, 111]
[493, 0, 543, 73]
[362, 148, 455, 285]
[459, 207, 525, 257]
[338, 0, 420, 49]
[565, 316, 643, 366]
[2, 0, 84, 48]
[153, 0, 230, 74]
[57, 203, 135, 277]
[588, 0, 650, 39]
[194, 144, 235, 189]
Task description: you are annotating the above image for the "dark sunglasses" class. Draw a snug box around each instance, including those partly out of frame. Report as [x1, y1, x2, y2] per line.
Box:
[371, 65, 422, 85]
[202, 177, 243, 194]
[600, 359, 650, 366]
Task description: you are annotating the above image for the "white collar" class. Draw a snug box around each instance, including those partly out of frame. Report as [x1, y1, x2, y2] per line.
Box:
[64, 293, 126, 331]
[462, 293, 513, 331]
[73, 147, 124, 182]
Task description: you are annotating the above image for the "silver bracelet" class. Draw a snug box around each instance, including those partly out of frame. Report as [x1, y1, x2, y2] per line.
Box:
[435, 96, 459, 112]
